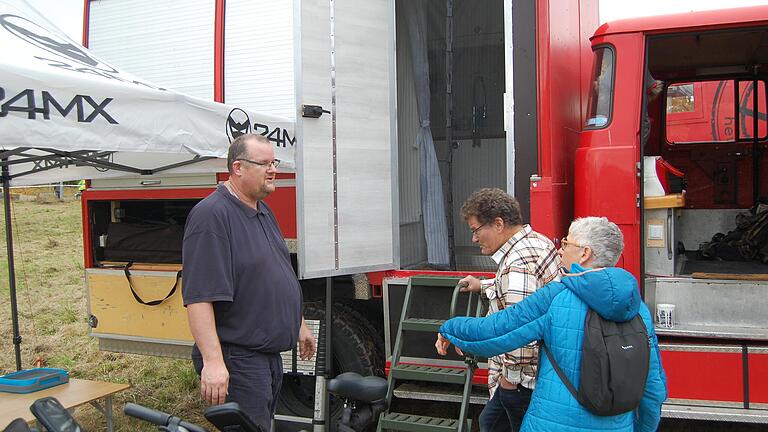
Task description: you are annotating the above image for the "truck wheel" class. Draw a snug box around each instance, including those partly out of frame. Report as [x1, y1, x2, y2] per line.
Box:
[276, 302, 377, 431]
[333, 301, 385, 376]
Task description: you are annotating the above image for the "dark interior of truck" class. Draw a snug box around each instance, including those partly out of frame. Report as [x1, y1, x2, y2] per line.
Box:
[642, 27, 768, 279]
[639, 25, 767, 343]
[89, 199, 199, 264]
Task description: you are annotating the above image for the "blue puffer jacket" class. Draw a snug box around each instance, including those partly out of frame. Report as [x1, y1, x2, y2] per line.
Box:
[440, 264, 667, 432]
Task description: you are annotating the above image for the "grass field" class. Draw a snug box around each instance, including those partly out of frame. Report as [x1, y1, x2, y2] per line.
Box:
[0, 199, 207, 431]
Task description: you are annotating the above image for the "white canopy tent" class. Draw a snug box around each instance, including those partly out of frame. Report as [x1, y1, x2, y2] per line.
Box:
[0, 0, 296, 369]
[0, 0, 295, 184]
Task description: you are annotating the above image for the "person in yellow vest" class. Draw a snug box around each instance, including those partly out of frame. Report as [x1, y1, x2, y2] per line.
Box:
[75, 180, 86, 198]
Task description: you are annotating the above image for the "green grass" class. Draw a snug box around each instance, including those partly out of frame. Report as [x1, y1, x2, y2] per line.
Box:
[0, 200, 207, 431]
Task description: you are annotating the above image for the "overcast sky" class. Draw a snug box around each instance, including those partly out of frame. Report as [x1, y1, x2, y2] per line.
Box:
[24, 0, 768, 44]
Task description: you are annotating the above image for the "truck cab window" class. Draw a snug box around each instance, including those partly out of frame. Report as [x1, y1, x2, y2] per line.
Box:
[585, 47, 614, 128]
[666, 84, 694, 113]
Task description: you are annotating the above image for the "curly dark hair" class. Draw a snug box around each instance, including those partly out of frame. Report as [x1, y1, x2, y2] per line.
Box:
[460, 188, 522, 226]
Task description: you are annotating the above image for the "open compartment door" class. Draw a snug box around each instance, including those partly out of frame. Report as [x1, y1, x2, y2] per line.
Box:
[294, 0, 397, 279]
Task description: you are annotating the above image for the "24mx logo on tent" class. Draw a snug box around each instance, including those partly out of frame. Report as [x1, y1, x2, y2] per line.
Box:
[0, 87, 118, 124]
[226, 108, 295, 148]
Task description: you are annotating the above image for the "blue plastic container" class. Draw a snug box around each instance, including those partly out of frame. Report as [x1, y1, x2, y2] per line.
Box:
[0, 368, 69, 393]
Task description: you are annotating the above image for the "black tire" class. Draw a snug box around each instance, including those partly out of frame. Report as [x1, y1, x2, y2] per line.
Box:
[333, 301, 385, 376]
[276, 302, 377, 431]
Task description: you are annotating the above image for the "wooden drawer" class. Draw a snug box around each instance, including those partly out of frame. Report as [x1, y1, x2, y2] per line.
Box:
[86, 268, 191, 342]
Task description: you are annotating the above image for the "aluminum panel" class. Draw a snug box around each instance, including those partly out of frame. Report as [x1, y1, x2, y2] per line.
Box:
[296, 0, 396, 278]
[647, 277, 768, 332]
[88, 0, 215, 100]
[295, 0, 335, 277]
[224, 1, 295, 119]
[334, 0, 395, 270]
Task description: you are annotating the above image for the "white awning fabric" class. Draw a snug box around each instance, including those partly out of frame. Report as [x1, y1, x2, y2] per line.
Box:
[0, 0, 296, 185]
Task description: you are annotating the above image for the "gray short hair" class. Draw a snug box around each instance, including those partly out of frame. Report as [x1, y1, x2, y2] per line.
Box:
[227, 134, 270, 174]
[568, 217, 624, 267]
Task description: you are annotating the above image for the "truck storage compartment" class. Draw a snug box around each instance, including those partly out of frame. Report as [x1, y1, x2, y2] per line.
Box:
[660, 343, 768, 410]
[644, 205, 768, 278]
[645, 277, 768, 339]
[89, 199, 200, 266]
[87, 267, 192, 357]
[85, 198, 200, 357]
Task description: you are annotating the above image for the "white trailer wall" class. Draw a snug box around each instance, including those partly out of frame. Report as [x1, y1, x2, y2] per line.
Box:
[224, 1, 295, 119]
[88, 0, 215, 100]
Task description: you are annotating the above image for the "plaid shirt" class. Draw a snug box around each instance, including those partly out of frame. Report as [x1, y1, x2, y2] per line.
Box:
[481, 225, 560, 395]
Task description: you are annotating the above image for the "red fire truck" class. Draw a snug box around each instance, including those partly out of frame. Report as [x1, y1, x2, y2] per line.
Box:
[79, 0, 767, 426]
[570, 8, 768, 423]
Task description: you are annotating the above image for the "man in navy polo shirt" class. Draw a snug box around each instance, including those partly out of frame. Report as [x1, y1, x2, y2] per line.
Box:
[182, 133, 316, 430]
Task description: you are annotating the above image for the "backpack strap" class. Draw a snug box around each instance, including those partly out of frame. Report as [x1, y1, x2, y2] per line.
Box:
[124, 262, 182, 306]
[541, 343, 580, 401]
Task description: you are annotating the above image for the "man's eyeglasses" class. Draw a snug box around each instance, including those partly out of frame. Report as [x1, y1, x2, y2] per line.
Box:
[236, 158, 281, 169]
[471, 223, 487, 237]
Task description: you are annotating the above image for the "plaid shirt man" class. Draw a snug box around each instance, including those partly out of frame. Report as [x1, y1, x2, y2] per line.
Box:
[481, 224, 560, 395]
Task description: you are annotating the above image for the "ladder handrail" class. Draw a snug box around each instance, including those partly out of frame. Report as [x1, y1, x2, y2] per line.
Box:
[380, 276, 481, 432]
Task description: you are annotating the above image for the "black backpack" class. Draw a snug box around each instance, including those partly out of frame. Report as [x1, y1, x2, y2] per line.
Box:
[542, 309, 650, 416]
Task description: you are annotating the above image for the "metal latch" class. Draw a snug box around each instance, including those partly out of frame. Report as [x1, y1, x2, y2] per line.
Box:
[301, 105, 331, 118]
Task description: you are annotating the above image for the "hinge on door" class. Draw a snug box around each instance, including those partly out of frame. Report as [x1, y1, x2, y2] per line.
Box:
[636, 193, 641, 208]
[636, 161, 642, 178]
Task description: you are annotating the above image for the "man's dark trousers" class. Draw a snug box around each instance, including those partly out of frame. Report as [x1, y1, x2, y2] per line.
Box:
[192, 344, 283, 431]
[478, 385, 533, 432]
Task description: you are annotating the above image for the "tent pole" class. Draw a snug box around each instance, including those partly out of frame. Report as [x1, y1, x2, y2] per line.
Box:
[2, 159, 22, 371]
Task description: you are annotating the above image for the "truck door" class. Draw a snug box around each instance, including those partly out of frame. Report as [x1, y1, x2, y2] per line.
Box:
[294, 0, 397, 278]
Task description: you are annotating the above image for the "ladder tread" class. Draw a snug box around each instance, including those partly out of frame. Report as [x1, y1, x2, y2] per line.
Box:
[390, 364, 468, 384]
[401, 318, 445, 332]
[408, 276, 463, 288]
[380, 412, 470, 432]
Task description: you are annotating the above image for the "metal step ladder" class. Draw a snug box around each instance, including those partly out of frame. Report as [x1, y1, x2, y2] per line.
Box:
[378, 276, 483, 432]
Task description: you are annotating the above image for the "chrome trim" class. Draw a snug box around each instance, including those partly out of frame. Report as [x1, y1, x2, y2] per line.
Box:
[388, 0, 400, 271]
[93, 333, 192, 346]
[659, 343, 743, 353]
[329, 0, 340, 270]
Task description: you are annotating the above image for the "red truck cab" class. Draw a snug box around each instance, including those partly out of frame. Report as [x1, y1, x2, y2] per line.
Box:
[575, 7, 768, 420]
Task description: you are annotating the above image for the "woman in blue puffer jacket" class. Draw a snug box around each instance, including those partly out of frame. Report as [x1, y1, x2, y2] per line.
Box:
[437, 217, 667, 432]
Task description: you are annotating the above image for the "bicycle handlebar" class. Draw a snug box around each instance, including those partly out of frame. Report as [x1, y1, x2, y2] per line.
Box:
[124, 403, 207, 432]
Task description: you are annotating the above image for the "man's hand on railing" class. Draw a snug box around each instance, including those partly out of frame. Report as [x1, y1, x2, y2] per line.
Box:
[458, 275, 482, 293]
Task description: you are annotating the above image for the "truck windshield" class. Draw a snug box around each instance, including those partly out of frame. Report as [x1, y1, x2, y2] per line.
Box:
[585, 47, 614, 128]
